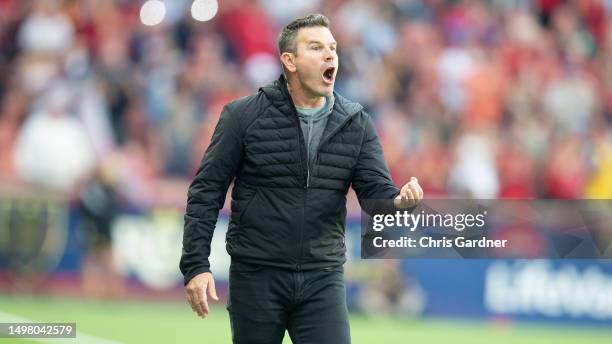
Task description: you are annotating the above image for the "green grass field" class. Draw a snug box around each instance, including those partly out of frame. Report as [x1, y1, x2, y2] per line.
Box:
[0, 295, 611, 343]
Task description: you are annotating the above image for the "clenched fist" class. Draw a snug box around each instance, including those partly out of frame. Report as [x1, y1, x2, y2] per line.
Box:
[394, 177, 423, 208]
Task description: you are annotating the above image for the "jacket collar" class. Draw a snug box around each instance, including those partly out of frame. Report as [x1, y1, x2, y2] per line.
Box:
[261, 75, 362, 113]
[260, 75, 363, 139]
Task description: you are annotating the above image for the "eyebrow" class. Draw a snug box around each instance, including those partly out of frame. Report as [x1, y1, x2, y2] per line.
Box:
[307, 40, 337, 46]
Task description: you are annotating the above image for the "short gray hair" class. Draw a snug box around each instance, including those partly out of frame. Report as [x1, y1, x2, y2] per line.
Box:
[278, 14, 330, 55]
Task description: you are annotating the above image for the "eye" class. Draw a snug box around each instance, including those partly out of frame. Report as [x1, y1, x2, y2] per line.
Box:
[311, 45, 321, 51]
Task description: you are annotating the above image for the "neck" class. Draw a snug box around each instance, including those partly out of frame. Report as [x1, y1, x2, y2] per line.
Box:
[287, 78, 326, 109]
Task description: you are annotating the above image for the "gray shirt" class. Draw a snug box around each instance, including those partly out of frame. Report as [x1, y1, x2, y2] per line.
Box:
[295, 95, 335, 186]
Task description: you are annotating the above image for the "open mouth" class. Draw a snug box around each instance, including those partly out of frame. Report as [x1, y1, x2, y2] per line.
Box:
[322, 66, 335, 84]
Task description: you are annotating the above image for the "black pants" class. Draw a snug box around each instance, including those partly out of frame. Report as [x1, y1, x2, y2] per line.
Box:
[227, 261, 351, 344]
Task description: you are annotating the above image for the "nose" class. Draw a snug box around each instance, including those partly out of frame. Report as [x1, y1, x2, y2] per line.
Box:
[324, 48, 335, 61]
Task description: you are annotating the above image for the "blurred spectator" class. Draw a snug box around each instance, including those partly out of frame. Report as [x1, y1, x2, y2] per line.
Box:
[585, 130, 612, 198]
[76, 169, 124, 298]
[543, 135, 588, 198]
[12, 84, 96, 191]
[17, 0, 74, 54]
[217, 0, 279, 86]
[543, 70, 598, 134]
[448, 131, 500, 199]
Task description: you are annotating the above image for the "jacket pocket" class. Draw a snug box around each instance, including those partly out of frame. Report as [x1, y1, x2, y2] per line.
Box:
[238, 187, 259, 224]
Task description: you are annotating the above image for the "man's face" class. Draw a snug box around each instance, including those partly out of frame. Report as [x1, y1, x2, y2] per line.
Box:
[291, 26, 338, 97]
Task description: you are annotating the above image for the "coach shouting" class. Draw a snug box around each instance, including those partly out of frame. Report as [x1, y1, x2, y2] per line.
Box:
[180, 14, 423, 344]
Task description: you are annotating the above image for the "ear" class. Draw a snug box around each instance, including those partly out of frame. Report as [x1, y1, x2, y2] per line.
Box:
[280, 52, 297, 73]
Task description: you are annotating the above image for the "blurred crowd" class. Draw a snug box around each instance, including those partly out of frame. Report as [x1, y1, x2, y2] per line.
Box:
[1, 0, 612, 207]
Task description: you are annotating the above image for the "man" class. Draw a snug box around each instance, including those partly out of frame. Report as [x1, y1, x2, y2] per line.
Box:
[180, 14, 423, 344]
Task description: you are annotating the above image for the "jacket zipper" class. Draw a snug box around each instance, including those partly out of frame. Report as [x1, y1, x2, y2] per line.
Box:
[291, 107, 308, 272]
[306, 116, 313, 188]
[298, 116, 314, 271]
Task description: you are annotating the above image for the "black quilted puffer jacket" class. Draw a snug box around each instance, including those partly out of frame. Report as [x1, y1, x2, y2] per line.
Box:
[180, 75, 400, 284]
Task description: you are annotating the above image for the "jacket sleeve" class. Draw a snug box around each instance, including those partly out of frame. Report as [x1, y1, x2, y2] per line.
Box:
[180, 105, 243, 285]
[351, 113, 400, 215]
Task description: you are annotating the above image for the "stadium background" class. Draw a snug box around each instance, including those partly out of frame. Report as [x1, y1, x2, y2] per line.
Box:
[0, 0, 611, 342]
